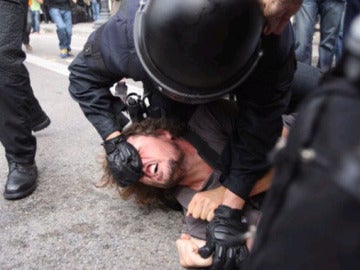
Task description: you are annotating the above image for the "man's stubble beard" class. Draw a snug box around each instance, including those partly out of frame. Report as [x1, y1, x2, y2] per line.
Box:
[161, 142, 186, 189]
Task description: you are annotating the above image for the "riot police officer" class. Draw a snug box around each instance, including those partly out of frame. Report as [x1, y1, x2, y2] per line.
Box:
[244, 14, 360, 270]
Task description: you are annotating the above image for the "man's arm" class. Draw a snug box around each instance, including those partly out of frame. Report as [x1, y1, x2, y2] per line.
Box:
[187, 169, 273, 221]
[176, 234, 212, 268]
[260, 0, 303, 34]
[199, 23, 296, 269]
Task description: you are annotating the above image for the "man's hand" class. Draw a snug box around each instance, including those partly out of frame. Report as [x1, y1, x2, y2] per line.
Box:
[198, 205, 250, 270]
[103, 134, 143, 187]
[260, 0, 302, 35]
[187, 186, 226, 222]
[176, 234, 213, 268]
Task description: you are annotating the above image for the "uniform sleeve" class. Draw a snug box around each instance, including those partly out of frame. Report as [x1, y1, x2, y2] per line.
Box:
[68, 51, 129, 140]
[221, 23, 296, 199]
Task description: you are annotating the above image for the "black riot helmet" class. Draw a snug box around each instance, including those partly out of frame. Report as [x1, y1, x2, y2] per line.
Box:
[134, 0, 265, 104]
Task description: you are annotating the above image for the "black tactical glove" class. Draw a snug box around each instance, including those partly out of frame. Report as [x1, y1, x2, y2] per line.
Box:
[199, 205, 250, 270]
[103, 135, 143, 187]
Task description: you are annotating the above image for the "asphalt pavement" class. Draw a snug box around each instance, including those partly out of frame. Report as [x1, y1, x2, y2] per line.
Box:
[0, 21, 184, 270]
[0, 19, 321, 270]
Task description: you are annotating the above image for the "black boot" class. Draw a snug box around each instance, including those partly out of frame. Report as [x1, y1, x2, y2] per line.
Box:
[4, 163, 38, 200]
[32, 114, 51, 132]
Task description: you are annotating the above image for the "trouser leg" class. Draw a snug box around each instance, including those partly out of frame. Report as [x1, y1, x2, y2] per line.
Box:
[0, 0, 36, 164]
[63, 9, 73, 50]
[23, 8, 32, 44]
[49, 7, 68, 50]
[318, 0, 346, 72]
[293, 0, 318, 65]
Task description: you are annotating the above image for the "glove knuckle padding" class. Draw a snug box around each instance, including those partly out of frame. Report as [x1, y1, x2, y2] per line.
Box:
[203, 205, 250, 268]
[211, 245, 225, 270]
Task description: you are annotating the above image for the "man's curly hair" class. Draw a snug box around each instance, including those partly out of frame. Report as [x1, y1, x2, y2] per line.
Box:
[100, 117, 186, 208]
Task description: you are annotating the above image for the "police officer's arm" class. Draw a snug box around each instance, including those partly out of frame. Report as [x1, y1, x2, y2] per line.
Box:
[69, 51, 128, 140]
[69, 51, 143, 184]
[220, 83, 291, 211]
[198, 90, 290, 269]
[220, 23, 296, 210]
[199, 25, 296, 269]
[260, 0, 302, 35]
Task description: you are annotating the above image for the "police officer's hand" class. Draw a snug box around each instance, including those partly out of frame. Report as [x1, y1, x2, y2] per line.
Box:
[198, 205, 249, 270]
[261, 0, 302, 35]
[103, 134, 143, 187]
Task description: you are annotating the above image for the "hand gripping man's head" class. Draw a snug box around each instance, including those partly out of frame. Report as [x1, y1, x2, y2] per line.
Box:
[103, 135, 143, 187]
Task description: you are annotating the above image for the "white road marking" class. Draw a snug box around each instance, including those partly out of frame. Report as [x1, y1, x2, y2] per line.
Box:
[25, 53, 144, 95]
[26, 54, 69, 76]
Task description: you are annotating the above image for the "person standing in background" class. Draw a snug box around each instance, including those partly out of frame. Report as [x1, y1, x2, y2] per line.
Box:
[82, 0, 92, 22]
[48, 0, 76, 58]
[30, 0, 43, 33]
[293, 0, 346, 72]
[90, 0, 99, 21]
[41, 0, 51, 23]
[0, 0, 50, 200]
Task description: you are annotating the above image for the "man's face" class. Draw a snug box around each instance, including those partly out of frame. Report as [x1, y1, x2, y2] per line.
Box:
[127, 130, 185, 189]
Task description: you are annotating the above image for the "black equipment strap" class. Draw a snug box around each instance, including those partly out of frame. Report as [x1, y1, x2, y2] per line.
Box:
[182, 129, 221, 171]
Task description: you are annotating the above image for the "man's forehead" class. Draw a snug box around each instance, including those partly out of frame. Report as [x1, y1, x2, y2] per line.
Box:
[126, 135, 157, 152]
[126, 135, 144, 149]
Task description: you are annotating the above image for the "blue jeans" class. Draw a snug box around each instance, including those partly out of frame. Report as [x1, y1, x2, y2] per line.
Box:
[31, 10, 40, 32]
[91, 1, 99, 21]
[294, 0, 346, 72]
[49, 7, 72, 50]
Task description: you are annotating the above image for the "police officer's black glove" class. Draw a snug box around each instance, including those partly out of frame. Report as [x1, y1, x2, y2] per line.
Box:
[198, 205, 249, 270]
[103, 135, 143, 187]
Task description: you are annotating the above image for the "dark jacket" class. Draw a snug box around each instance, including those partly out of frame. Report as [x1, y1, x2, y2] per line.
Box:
[68, 0, 296, 199]
[244, 74, 360, 270]
[221, 23, 296, 198]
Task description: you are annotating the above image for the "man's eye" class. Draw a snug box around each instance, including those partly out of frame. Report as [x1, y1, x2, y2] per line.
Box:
[150, 164, 158, 174]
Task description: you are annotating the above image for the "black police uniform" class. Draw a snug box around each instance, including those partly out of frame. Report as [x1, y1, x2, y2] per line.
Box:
[0, 0, 51, 200]
[244, 15, 360, 270]
[220, 23, 296, 200]
[0, 0, 37, 164]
